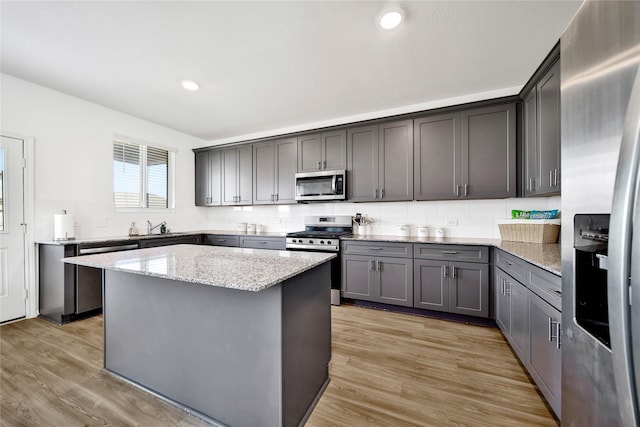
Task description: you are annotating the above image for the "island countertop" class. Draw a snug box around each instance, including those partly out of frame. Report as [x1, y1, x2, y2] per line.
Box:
[63, 244, 335, 292]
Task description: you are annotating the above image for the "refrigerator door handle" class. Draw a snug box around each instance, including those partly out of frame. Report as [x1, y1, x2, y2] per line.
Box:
[609, 67, 640, 427]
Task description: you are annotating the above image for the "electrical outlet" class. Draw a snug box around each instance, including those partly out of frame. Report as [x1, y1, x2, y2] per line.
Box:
[445, 218, 458, 226]
[95, 218, 108, 227]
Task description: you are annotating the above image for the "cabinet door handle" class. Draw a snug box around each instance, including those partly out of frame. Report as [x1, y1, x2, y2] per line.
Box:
[376, 260, 382, 271]
[271, 194, 274, 202]
[464, 184, 468, 197]
[323, 160, 327, 169]
[455, 185, 460, 197]
[504, 281, 510, 295]
[442, 250, 458, 255]
[443, 265, 448, 278]
[217, 239, 227, 243]
[370, 260, 375, 271]
[318, 161, 321, 170]
[549, 317, 561, 344]
[549, 170, 554, 187]
[369, 247, 383, 251]
[275, 194, 279, 201]
[374, 189, 378, 199]
[381, 188, 385, 199]
[500, 278, 505, 295]
[529, 177, 536, 192]
[451, 265, 457, 278]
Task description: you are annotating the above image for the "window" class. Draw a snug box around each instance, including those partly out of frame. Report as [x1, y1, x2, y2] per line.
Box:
[113, 136, 175, 211]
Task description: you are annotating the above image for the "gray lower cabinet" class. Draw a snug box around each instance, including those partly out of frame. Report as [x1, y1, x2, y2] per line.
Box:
[413, 244, 490, 318]
[494, 248, 561, 418]
[523, 59, 561, 196]
[253, 138, 297, 204]
[414, 259, 489, 318]
[342, 254, 413, 307]
[413, 103, 516, 201]
[139, 235, 202, 248]
[341, 241, 413, 307]
[195, 149, 221, 206]
[204, 234, 240, 247]
[239, 236, 286, 250]
[297, 130, 346, 172]
[222, 145, 252, 205]
[495, 267, 528, 361]
[346, 120, 414, 202]
[527, 289, 561, 417]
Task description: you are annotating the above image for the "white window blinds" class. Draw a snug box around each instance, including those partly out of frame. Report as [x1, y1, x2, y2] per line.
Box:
[113, 138, 175, 210]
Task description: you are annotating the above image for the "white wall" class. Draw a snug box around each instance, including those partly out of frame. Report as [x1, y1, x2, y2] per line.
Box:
[204, 196, 561, 239]
[1, 74, 209, 240]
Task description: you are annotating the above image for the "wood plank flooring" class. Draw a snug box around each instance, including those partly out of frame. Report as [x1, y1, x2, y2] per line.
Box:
[1, 305, 557, 426]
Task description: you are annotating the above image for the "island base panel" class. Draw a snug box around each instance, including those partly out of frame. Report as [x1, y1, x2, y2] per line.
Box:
[103, 263, 331, 427]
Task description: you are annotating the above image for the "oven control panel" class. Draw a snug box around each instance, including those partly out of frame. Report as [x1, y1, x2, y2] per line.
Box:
[285, 238, 340, 252]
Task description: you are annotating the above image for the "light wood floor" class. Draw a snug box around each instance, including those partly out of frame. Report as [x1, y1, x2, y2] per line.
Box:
[1, 305, 557, 426]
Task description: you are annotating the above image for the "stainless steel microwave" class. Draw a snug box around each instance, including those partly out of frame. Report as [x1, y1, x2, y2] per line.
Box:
[295, 170, 346, 202]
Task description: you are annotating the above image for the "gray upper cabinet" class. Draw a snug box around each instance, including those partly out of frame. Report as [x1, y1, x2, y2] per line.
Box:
[253, 137, 297, 205]
[195, 149, 221, 206]
[537, 60, 561, 194]
[414, 113, 459, 200]
[413, 103, 515, 201]
[222, 145, 252, 205]
[346, 125, 378, 202]
[347, 120, 413, 202]
[524, 59, 561, 196]
[523, 89, 539, 197]
[461, 103, 516, 199]
[297, 130, 346, 172]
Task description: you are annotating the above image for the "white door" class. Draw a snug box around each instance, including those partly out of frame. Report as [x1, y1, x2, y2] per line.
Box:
[0, 136, 26, 322]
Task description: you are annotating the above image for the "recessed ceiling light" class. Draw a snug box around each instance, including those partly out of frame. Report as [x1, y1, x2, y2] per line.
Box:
[181, 80, 199, 91]
[378, 8, 404, 30]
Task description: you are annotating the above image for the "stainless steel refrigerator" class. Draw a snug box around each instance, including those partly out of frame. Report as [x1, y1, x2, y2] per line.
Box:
[561, 1, 640, 425]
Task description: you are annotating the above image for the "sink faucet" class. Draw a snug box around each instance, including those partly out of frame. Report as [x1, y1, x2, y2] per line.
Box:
[147, 220, 167, 235]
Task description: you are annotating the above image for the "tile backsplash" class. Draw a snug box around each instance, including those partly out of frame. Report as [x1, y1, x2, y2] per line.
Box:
[204, 196, 561, 239]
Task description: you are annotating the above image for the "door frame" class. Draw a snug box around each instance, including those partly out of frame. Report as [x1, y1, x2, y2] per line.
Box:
[1, 133, 36, 319]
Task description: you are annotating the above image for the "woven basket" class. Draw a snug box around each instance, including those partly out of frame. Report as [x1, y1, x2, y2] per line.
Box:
[498, 221, 560, 243]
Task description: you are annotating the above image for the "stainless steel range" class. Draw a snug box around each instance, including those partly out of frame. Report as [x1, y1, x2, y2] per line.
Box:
[286, 215, 352, 305]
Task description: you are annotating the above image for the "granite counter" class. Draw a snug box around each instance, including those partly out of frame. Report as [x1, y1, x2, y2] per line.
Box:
[342, 234, 561, 276]
[63, 244, 334, 291]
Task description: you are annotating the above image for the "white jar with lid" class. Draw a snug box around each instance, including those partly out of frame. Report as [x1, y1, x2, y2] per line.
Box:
[417, 225, 429, 238]
[237, 222, 247, 233]
[247, 223, 256, 233]
[397, 223, 410, 237]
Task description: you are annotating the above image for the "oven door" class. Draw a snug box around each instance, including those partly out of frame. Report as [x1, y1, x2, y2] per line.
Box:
[295, 170, 345, 201]
[286, 247, 341, 305]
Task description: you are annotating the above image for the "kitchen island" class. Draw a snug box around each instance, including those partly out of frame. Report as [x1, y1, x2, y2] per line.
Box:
[63, 244, 335, 427]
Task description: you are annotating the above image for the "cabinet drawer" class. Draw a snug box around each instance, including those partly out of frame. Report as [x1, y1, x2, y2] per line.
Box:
[341, 241, 413, 258]
[527, 265, 561, 311]
[240, 236, 286, 250]
[414, 244, 489, 263]
[205, 235, 240, 247]
[495, 249, 527, 283]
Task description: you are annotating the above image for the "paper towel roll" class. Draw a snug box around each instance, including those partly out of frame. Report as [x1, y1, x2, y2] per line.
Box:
[54, 212, 75, 241]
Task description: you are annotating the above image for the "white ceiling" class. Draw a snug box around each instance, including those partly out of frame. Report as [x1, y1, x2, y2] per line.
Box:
[1, 1, 582, 143]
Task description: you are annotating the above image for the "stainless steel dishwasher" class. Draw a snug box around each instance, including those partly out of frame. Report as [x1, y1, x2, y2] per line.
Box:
[76, 241, 139, 314]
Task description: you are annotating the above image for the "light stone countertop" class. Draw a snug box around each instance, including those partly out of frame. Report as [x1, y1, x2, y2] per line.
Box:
[38, 230, 286, 245]
[62, 244, 335, 292]
[342, 234, 561, 276]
